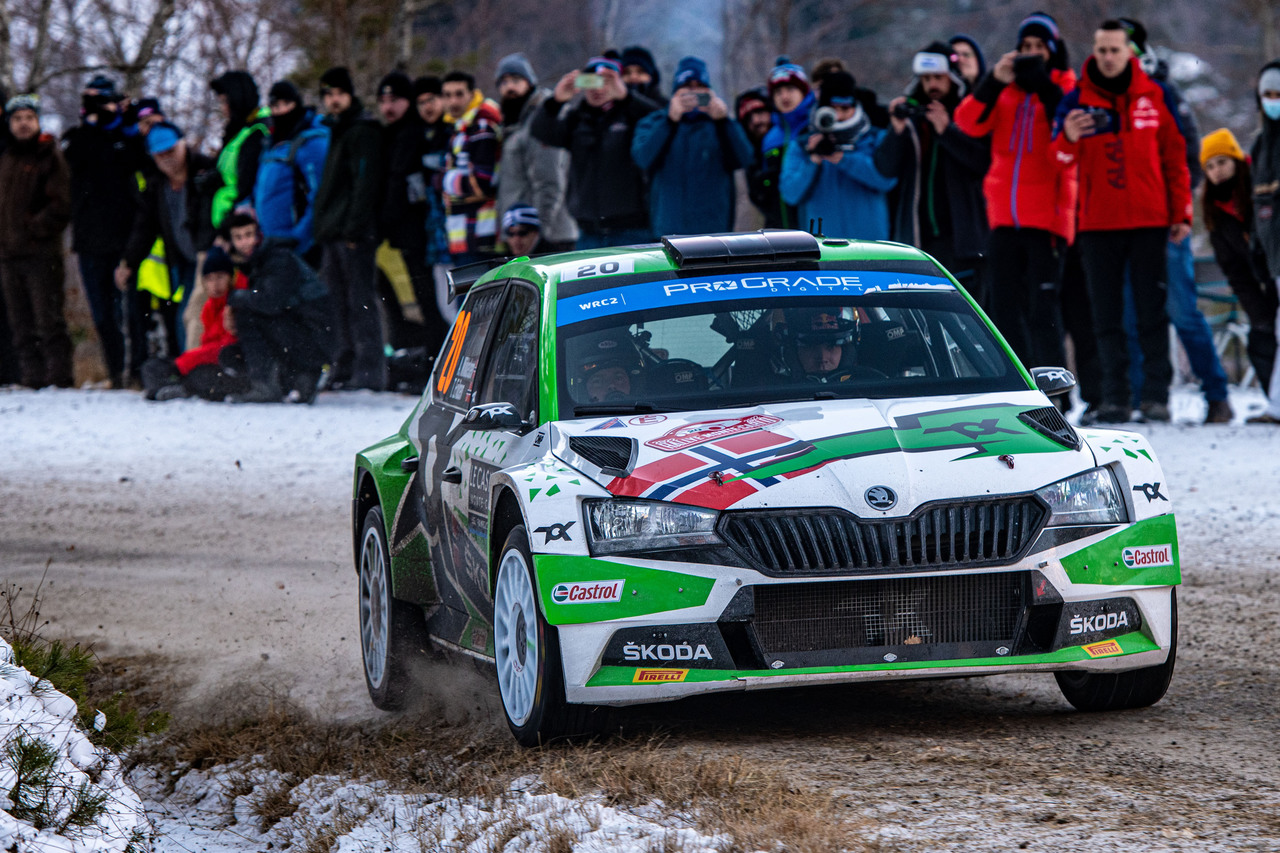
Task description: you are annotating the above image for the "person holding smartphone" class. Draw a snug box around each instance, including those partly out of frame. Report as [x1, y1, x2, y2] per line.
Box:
[1051, 20, 1193, 424]
[954, 12, 1077, 387]
[631, 56, 754, 238]
[530, 55, 661, 249]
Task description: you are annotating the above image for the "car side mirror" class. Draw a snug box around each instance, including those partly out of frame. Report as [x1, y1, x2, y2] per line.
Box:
[463, 402, 530, 433]
[1031, 366, 1077, 398]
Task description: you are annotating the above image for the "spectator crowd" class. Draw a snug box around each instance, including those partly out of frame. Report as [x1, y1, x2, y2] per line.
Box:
[1, 12, 1279, 423]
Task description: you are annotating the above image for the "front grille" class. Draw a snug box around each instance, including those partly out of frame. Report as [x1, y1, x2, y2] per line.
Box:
[720, 498, 1047, 575]
[568, 436, 636, 476]
[752, 571, 1025, 654]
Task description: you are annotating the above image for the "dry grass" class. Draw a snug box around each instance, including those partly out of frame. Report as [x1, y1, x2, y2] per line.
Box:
[250, 780, 298, 831]
[136, 691, 870, 851]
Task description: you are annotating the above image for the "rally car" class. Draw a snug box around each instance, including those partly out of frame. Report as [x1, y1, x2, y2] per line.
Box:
[352, 231, 1179, 746]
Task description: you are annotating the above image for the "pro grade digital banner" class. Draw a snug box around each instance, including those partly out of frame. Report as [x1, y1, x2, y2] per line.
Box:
[555, 270, 955, 327]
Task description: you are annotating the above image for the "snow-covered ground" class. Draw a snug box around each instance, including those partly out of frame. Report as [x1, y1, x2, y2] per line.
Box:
[2, 382, 1278, 852]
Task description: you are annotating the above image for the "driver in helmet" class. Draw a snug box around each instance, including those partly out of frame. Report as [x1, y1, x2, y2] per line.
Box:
[573, 328, 646, 402]
[780, 306, 861, 382]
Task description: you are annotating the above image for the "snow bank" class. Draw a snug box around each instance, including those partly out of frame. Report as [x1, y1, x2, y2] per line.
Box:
[0, 638, 147, 853]
[133, 760, 731, 853]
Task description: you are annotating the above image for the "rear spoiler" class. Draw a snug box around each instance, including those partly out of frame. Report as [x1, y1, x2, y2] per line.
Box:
[446, 256, 512, 300]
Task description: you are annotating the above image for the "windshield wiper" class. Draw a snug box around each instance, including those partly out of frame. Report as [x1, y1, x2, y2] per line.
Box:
[573, 403, 674, 417]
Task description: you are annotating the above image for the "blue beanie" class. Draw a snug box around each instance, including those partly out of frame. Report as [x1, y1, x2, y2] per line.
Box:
[673, 56, 711, 93]
[146, 122, 184, 155]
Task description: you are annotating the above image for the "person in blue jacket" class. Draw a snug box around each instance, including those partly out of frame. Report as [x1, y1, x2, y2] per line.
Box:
[632, 56, 755, 237]
[757, 57, 816, 228]
[780, 71, 896, 239]
[253, 81, 329, 260]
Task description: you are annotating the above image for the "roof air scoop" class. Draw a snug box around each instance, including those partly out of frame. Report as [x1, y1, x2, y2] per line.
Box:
[661, 230, 821, 268]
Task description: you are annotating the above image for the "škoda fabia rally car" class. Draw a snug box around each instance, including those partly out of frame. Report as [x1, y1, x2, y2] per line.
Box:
[352, 231, 1179, 746]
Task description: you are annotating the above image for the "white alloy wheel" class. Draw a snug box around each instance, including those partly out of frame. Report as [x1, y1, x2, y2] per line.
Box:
[494, 545, 540, 727]
[359, 522, 390, 691]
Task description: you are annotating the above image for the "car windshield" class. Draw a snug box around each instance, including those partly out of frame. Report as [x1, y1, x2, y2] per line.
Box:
[557, 274, 1026, 415]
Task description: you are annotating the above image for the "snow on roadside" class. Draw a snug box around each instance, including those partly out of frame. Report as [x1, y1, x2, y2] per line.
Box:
[132, 760, 731, 853]
[0, 638, 147, 853]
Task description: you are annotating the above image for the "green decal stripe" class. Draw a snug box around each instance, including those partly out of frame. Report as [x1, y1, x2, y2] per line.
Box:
[735, 403, 1064, 483]
[1060, 514, 1181, 586]
[533, 554, 717, 625]
[586, 631, 1159, 686]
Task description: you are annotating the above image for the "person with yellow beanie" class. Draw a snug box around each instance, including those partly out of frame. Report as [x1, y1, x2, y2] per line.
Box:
[1200, 126, 1277, 413]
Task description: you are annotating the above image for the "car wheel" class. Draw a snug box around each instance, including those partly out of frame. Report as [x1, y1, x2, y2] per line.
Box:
[493, 525, 604, 746]
[1055, 589, 1178, 712]
[359, 505, 427, 711]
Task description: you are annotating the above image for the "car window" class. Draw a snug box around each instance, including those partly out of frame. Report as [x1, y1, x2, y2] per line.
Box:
[478, 285, 540, 420]
[557, 280, 1025, 415]
[433, 285, 505, 408]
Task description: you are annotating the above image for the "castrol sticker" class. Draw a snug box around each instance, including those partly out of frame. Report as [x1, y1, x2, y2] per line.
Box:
[550, 580, 625, 605]
[1121, 544, 1173, 569]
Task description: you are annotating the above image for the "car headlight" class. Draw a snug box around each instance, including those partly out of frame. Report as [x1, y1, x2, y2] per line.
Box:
[584, 499, 722, 555]
[1036, 467, 1128, 526]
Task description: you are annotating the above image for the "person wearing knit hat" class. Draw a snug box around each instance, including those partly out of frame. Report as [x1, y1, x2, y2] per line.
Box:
[882, 40, 988, 295]
[1247, 61, 1280, 423]
[376, 71, 412, 124]
[779, 70, 893, 242]
[313, 64, 386, 391]
[1016, 12, 1069, 72]
[0, 90, 73, 388]
[501, 203, 542, 257]
[757, 57, 816, 229]
[633, 54, 753, 238]
[620, 45, 663, 104]
[949, 35, 986, 89]
[533, 53, 661, 248]
[955, 12, 1078, 388]
[735, 87, 771, 144]
[495, 53, 577, 254]
[255, 77, 328, 257]
[1197, 127, 1278, 414]
[319, 66, 355, 97]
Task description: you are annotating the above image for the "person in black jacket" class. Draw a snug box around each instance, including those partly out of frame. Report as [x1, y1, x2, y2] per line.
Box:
[530, 55, 661, 249]
[877, 42, 990, 297]
[225, 213, 331, 403]
[311, 67, 386, 391]
[62, 74, 139, 387]
[1201, 128, 1277, 397]
[115, 122, 217, 357]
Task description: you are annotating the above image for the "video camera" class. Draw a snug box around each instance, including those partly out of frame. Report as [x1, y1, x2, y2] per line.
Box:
[809, 106, 861, 156]
[891, 99, 927, 120]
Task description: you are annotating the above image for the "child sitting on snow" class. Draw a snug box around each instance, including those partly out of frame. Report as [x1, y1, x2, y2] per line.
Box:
[140, 246, 251, 401]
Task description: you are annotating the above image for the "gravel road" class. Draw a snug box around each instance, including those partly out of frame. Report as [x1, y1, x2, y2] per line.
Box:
[3, 388, 1277, 851]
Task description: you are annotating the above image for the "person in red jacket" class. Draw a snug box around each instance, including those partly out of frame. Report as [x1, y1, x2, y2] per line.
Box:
[1052, 20, 1192, 424]
[141, 246, 250, 401]
[955, 11, 1076, 375]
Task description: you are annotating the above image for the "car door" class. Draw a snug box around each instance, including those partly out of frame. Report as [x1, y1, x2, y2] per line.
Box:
[418, 282, 507, 649]
[446, 283, 543, 656]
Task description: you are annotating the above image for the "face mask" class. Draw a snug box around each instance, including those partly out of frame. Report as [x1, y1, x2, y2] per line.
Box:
[1264, 98, 1280, 121]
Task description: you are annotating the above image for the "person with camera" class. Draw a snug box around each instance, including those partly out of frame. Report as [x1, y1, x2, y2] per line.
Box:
[1051, 20, 1192, 424]
[632, 56, 755, 237]
[954, 12, 1076, 373]
[62, 74, 142, 389]
[876, 42, 990, 294]
[778, 71, 895, 240]
[530, 56, 661, 249]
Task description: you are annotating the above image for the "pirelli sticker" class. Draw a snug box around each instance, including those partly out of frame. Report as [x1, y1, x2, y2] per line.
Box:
[1082, 640, 1124, 658]
[633, 668, 689, 683]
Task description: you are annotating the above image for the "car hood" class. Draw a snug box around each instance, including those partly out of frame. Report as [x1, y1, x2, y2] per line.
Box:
[550, 392, 1094, 515]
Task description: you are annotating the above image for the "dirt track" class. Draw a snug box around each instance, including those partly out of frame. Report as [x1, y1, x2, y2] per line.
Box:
[3, 390, 1279, 850]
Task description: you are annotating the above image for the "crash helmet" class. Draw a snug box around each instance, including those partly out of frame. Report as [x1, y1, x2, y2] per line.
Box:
[777, 305, 859, 380]
[568, 328, 645, 402]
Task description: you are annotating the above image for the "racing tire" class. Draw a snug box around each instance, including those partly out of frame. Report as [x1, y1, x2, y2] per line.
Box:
[359, 505, 428, 711]
[1054, 589, 1178, 712]
[493, 525, 605, 746]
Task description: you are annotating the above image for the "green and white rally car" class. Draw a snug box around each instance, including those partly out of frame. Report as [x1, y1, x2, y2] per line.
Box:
[352, 231, 1179, 746]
